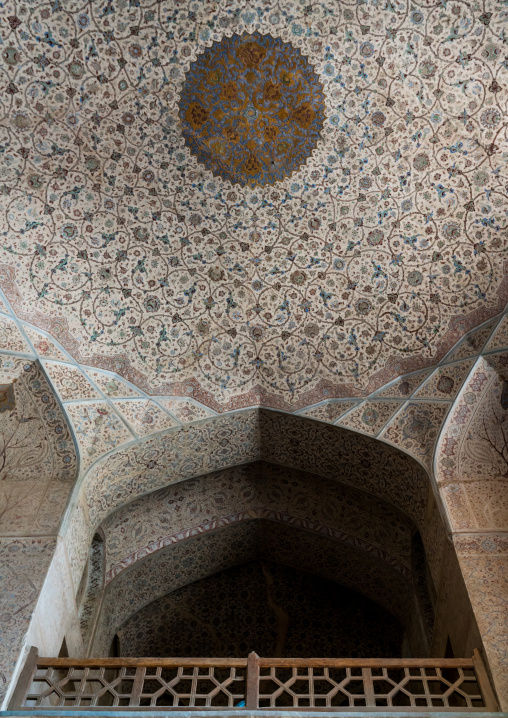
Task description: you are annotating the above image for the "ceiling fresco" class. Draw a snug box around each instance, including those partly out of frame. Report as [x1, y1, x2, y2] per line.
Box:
[0, 0, 507, 411]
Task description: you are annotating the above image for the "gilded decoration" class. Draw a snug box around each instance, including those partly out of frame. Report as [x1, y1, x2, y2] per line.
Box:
[178, 33, 326, 186]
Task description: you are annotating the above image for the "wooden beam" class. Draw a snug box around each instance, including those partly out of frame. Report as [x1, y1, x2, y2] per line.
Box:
[245, 652, 259, 709]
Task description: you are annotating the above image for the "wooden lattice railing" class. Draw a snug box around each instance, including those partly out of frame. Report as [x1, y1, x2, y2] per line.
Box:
[9, 648, 499, 711]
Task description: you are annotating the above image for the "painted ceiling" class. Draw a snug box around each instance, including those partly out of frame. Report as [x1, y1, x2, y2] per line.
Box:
[0, 0, 506, 411]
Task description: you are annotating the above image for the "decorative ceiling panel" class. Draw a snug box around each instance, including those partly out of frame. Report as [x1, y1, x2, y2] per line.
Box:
[86, 369, 141, 398]
[43, 362, 100, 401]
[336, 400, 401, 436]
[298, 400, 359, 424]
[65, 400, 134, 474]
[0, 0, 506, 411]
[157, 397, 215, 422]
[113, 398, 178, 436]
[413, 360, 474, 399]
[0, 316, 31, 354]
[23, 325, 70, 361]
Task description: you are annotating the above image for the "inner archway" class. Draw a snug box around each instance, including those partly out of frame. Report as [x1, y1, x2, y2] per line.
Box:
[117, 560, 404, 659]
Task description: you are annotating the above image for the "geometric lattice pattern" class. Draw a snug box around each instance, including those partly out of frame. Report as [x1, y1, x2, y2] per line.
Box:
[258, 665, 485, 709]
[23, 659, 488, 711]
[26, 665, 245, 708]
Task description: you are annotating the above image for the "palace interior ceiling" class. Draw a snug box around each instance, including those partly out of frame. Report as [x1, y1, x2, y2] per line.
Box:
[0, 0, 506, 414]
[117, 559, 405, 659]
[0, 0, 508, 710]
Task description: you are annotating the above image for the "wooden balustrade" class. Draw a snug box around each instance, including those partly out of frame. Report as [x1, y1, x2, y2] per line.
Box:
[9, 648, 499, 711]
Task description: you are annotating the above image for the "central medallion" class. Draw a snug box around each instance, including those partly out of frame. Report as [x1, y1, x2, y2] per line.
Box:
[178, 32, 325, 187]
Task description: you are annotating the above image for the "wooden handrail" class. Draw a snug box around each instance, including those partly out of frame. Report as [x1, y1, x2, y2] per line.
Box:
[11, 649, 499, 712]
[36, 656, 248, 668]
[257, 657, 475, 667]
[35, 655, 474, 668]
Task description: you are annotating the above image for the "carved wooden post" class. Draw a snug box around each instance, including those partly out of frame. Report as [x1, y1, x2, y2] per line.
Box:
[129, 666, 145, 706]
[245, 652, 259, 709]
[472, 648, 499, 712]
[362, 666, 375, 707]
[7, 646, 38, 709]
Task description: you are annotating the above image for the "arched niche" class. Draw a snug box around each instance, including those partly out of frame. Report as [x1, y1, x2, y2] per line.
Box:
[90, 520, 421, 657]
[85, 460, 481, 666]
[117, 559, 405, 659]
[66, 409, 436, 598]
[36, 407, 481, 705]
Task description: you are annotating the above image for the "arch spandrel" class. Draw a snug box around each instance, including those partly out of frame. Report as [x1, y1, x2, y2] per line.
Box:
[0, 357, 78, 534]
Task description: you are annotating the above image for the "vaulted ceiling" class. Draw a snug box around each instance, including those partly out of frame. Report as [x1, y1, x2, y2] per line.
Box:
[0, 0, 506, 413]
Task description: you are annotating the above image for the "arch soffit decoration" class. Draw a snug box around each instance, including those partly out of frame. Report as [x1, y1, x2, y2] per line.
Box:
[436, 352, 508, 530]
[1, 295, 508, 582]
[99, 461, 417, 585]
[0, 293, 507, 488]
[64, 409, 437, 593]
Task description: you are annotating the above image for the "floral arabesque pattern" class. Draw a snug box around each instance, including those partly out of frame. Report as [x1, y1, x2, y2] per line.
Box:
[435, 356, 508, 710]
[0, 0, 507, 410]
[0, 355, 78, 707]
[0, 359, 77, 534]
[100, 461, 414, 583]
[118, 560, 404, 659]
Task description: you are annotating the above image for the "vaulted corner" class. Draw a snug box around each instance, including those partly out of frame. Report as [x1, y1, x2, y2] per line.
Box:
[82, 458, 476, 665]
[12, 406, 487, 697]
[0, 358, 78, 706]
[1, 381, 504, 713]
[436, 354, 508, 708]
